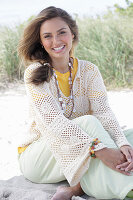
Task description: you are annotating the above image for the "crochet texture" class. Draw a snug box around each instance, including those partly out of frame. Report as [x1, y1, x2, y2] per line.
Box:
[19, 59, 130, 186]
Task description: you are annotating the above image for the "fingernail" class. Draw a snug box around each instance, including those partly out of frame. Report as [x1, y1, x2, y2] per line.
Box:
[125, 168, 128, 172]
[128, 159, 131, 162]
[116, 166, 120, 169]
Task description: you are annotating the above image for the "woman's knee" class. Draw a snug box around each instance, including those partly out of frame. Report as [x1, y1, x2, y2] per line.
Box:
[73, 115, 107, 140]
[75, 115, 102, 130]
[18, 145, 65, 184]
[18, 152, 41, 183]
[85, 115, 100, 124]
[19, 158, 65, 183]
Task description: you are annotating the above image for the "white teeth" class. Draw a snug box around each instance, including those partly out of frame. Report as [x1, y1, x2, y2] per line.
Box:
[53, 46, 64, 51]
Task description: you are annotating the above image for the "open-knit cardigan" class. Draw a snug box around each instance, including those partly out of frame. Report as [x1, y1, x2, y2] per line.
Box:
[19, 58, 130, 186]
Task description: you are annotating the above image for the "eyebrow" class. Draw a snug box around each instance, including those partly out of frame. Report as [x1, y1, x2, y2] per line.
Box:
[42, 27, 67, 35]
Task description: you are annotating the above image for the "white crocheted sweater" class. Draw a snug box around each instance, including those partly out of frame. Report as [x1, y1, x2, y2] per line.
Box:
[19, 58, 130, 186]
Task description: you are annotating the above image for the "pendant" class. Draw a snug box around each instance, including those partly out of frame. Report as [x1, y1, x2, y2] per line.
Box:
[73, 107, 76, 112]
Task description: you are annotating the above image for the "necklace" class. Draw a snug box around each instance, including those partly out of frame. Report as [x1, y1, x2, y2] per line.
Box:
[53, 59, 74, 118]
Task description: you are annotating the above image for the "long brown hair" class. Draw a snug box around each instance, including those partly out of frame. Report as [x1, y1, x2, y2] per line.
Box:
[18, 6, 79, 85]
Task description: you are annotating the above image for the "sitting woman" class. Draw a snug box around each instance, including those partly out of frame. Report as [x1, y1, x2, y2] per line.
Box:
[17, 6, 133, 200]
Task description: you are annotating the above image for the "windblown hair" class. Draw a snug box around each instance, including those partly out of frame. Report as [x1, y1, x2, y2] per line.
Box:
[18, 6, 79, 85]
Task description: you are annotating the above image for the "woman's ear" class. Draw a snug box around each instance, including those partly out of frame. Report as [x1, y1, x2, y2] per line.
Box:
[40, 42, 44, 48]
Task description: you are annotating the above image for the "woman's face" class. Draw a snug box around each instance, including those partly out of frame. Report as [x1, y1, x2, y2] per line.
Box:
[40, 17, 74, 61]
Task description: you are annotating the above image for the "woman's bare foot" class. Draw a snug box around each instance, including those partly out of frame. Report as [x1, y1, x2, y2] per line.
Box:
[51, 183, 84, 200]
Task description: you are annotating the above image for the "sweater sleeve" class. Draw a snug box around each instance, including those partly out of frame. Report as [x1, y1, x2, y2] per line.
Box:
[23, 63, 106, 186]
[87, 62, 130, 148]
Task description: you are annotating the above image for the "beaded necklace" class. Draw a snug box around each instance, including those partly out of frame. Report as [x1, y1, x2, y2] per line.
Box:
[53, 59, 74, 118]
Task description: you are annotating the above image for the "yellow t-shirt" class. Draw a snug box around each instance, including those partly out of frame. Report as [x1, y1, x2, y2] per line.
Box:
[18, 57, 78, 154]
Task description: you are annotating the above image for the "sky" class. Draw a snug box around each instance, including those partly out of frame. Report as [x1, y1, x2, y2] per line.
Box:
[0, 0, 131, 26]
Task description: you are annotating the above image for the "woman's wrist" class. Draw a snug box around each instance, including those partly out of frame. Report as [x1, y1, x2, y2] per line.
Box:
[95, 147, 108, 159]
[89, 138, 101, 158]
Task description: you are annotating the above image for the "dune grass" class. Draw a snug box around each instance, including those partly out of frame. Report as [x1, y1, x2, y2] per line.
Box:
[75, 15, 133, 88]
[0, 15, 133, 88]
[0, 26, 23, 82]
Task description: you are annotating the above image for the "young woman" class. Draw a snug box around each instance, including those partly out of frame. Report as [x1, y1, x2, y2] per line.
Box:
[18, 6, 133, 200]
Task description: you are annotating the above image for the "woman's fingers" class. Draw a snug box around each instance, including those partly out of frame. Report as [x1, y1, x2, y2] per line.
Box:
[119, 146, 133, 172]
[125, 162, 133, 172]
[116, 167, 131, 176]
[129, 149, 133, 161]
[116, 161, 133, 172]
[120, 145, 133, 163]
[123, 149, 131, 162]
[126, 149, 132, 162]
[116, 161, 129, 170]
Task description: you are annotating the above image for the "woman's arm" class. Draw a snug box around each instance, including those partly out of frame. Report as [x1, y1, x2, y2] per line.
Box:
[87, 62, 131, 148]
[87, 62, 133, 171]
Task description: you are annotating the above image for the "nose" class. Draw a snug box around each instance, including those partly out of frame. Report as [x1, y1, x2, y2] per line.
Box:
[52, 35, 60, 46]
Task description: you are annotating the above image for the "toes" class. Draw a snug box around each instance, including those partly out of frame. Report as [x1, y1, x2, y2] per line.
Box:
[51, 194, 58, 200]
[51, 186, 72, 200]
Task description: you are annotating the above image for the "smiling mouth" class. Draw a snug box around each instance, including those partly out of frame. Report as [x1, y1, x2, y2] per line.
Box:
[52, 45, 65, 52]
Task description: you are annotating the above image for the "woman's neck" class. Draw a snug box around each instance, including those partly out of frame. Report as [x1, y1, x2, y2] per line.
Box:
[52, 56, 72, 74]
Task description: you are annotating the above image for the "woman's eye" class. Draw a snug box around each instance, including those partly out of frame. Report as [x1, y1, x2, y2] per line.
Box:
[60, 31, 66, 34]
[44, 35, 51, 38]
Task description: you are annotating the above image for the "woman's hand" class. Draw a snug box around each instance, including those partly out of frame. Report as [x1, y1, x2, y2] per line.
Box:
[116, 145, 133, 172]
[95, 148, 131, 176]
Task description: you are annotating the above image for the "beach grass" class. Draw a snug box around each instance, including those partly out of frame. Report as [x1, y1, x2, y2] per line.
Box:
[0, 14, 133, 89]
[0, 26, 23, 82]
[75, 15, 133, 88]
